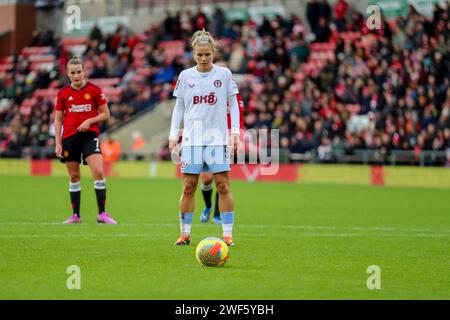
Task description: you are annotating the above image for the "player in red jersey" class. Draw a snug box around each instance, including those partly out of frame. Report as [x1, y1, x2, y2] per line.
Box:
[199, 92, 245, 224]
[54, 56, 117, 224]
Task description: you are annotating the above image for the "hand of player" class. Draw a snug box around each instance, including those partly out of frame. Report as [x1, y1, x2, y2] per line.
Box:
[55, 143, 62, 158]
[169, 138, 181, 157]
[169, 139, 181, 163]
[169, 139, 178, 153]
[77, 119, 92, 132]
[229, 133, 239, 155]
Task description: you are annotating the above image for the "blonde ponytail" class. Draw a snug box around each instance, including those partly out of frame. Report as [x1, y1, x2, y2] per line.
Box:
[191, 29, 218, 52]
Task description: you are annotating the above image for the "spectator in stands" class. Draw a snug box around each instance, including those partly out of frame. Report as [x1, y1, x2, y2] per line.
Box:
[90, 59, 108, 78]
[163, 11, 176, 41]
[29, 30, 56, 47]
[313, 17, 331, 42]
[211, 7, 225, 38]
[192, 9, 209, 31]
[2, 3, 449, 166]
[291, 14, 306, 37]
[334, 0, 349, 32]
[258, 16, 274, 38]
[306, 0, 321, 34]
[229, 42, 246, 73]
[318, 0, 332, 23]
[223, 21, 242, 40]
[433, 3, 445, 25]
[89, 25, 104, 43]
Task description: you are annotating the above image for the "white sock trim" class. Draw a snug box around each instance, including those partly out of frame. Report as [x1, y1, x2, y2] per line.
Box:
[200, 183, 213, 191]
[69, 181, 81, 192]
[222, 224, 233, 237]
[94, 179, 106, 190]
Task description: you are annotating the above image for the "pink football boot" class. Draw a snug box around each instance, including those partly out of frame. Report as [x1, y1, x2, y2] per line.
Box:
[97, 212, 117, 224]
[63, 214, 82, 224]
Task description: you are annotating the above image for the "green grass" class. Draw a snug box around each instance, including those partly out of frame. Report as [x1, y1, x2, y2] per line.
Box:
[0, 175, 449, 299]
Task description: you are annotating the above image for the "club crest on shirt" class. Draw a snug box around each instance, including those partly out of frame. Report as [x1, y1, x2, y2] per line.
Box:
[214, 80, 222, 88]
[84, 93, 91, 100]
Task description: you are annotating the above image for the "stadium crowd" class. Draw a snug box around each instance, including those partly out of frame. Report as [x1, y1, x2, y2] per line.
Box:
[0, 1, 449, 162]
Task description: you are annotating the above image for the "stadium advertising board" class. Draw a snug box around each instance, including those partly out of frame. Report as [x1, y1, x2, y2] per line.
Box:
[223, 5, 286, 24]
[63, 15, 129, 36]
[371, 0, 446, 18]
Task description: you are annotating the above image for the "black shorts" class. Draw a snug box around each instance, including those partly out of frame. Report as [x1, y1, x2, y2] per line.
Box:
[61, 131, 101, 165]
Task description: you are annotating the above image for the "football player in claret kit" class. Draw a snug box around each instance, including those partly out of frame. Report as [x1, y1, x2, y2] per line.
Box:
[54, 56, 117, 224]
[169, 30, 240, 246]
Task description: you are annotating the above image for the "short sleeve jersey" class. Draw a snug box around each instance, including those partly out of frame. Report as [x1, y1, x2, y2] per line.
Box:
[55, 82, 108, 139]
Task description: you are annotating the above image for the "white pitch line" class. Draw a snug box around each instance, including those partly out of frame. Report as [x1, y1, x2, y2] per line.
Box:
[0, 233, 163, 239]
[0, 222, 448, 234]
[0, 233, 448, 239]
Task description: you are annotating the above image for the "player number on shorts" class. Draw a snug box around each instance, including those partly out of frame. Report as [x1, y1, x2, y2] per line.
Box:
[94, 138, 100, 152]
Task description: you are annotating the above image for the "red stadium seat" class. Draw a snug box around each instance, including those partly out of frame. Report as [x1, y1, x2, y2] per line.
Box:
[339, 32, 362, 42]
[346, 104, 361, 114]
[301, 62, 318, 75]
[313, 59, 326, 69]
[294, 71, 305, 82]
[386, 19, 397, 33]
[310, 51, 332, 61]
[28, 54, 56, 71]
[159, 40, 184, 59]
[330, 28, 339, 43]
[20, 105, 32, 116]
[33, 88, 59, 98]
[21, 46, 52, 56]
[61, 37, 88, 54]
[61, 37, 87, 47]
[102, 87, 123, 102]
[0, 63, 13, 72]
[30, 63, 55, 71]
[48, 80, 60, 88]
[20, 98, 37, 108]
[310, 42, 336, 51]
[0, 56, 14, 64]
[28, 54, 55, 63]
[323, 42, 336, 51]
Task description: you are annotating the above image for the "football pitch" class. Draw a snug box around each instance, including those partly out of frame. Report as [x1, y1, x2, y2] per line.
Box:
[0, 175, 449, 299]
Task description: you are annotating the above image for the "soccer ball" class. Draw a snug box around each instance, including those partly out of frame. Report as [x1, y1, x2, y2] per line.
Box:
[195, 237, 229, 267]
